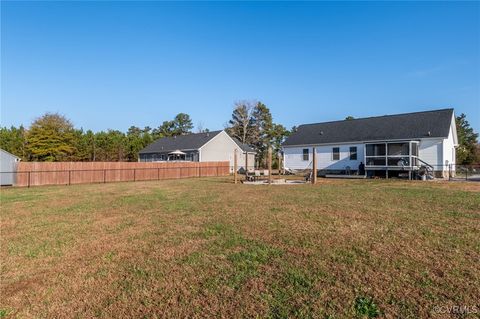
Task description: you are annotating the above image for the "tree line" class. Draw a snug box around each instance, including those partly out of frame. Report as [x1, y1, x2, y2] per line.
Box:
[0, 101, 290, 166]
[0, 113, 195, 162]
[1, 102, 478, 165]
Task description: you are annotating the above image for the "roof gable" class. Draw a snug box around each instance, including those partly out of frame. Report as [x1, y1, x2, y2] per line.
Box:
[283, 109, 454, 146]
[139, 130, 222, 154]
[231, 137, 256, 153]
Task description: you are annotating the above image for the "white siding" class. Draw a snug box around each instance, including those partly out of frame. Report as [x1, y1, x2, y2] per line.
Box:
[418, 138, 443, 168]
[199, 131, 253, 172]
[442, 118, 457, 168]
[283, 147, 312, 170]
[284, 144, 364, 171]
[1, 150, 20, 186]
[244, 153, 255, 170]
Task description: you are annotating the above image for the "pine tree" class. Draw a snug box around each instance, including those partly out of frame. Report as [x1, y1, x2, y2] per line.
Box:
[456, 113, 479, 164]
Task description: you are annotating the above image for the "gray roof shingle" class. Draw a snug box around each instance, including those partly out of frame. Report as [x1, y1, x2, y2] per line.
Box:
[231, 137, 256, 153]
[139, 130, 257, 154]
[139, 130, 223, 154]
[282, 108, 454, 146]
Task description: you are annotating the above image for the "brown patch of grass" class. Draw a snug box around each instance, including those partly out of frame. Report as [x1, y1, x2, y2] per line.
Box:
[1, 177, 479, 318]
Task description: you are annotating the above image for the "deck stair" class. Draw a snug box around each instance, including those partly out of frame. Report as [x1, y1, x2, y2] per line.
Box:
[414, 158, 435, 180]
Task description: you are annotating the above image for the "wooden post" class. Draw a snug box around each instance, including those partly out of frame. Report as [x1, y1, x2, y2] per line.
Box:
[245, 152, 248, 173]
[234, 149, 238, 184]
[278, 152, 282, 175]
[312, 147, 317, 184]
[268, 146, 272, 184]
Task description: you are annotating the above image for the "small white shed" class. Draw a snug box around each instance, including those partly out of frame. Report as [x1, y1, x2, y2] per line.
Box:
[1, 149, 21, 186]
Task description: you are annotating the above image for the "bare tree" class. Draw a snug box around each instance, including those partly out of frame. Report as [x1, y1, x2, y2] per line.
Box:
[196, 121, 209, 133]
[227, 100, 257, 144]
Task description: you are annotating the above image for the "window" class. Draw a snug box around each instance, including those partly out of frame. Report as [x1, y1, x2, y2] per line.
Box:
[302, 148, 309, 161]
[332, 147, 340, 160]
[349, 146, 357, 160]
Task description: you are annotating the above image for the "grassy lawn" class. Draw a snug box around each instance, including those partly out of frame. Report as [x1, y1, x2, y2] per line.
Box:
[1, 178, 479, 318]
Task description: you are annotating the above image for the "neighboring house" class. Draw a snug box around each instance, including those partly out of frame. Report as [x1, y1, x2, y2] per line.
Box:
[1, 149, 21, 186]
[282, 109, 458, 178]
[138, 130, 256, 172]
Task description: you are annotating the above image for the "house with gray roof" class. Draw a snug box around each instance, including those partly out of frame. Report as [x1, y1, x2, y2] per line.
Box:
[282, 109, 458, 179]
[139, 130, 256, 172]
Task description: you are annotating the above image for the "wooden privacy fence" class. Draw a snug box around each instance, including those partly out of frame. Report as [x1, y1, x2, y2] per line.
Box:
[13, 161, 230, 187]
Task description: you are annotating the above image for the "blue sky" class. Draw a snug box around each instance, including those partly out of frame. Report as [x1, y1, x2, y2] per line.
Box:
[1, 1, 479, 133]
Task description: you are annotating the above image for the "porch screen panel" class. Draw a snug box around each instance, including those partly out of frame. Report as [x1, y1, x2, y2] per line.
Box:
[366, 143, 386, 166]
[387, 143, 410, 167]
[387, 143, 409, 155]
[411, 143, 418, 156]
[366, 144, 386, 156]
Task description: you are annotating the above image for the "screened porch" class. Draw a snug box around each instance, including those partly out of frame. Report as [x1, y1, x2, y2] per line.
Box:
[364, 141, 419, 170]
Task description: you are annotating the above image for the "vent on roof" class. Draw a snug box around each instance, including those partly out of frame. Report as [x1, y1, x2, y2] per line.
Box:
[319, 131, 324, 135]
[206, 132, 209, 137]
[427, 131, 431, 136]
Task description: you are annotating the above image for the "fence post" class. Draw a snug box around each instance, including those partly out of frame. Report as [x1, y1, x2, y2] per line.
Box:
[103, 169, 106, 183]
[216, 165, 218, 177]
[278, 152, 282, 176]
[28, 171, 31, 188]
[268, 146, 272, 184]
[234, 149, 238, 184]
[158, 168, 160, 180]
[68, 170, 71, 185]
[133, 169, 136, 182]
